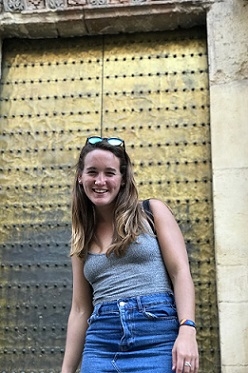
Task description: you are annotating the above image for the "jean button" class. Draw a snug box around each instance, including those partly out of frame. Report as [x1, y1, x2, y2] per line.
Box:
[119, 301, 126, 307]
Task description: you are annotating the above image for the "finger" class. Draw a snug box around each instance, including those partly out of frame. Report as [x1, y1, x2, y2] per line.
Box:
[194, 356, 200, 373]
[172, 349, 177, 371]
[190, 356, 199, 373]
[183, 360, 192, 373]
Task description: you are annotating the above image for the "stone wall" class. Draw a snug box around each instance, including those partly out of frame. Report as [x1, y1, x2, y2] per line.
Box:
[0, 1, 214, 37]
[207, 1, 248, 372]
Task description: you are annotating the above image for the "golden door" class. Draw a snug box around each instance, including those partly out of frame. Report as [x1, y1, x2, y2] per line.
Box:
[0, 29, 220, 372]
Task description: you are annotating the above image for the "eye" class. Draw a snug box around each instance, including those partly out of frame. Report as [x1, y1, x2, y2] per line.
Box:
[87, 170, 97, 175]
[106, 171, 116, 176]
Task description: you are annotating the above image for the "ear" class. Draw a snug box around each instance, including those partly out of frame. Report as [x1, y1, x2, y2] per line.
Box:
[78, 177, 82, 184]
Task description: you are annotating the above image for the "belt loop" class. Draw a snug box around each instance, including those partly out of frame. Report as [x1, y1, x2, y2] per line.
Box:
[94, 303, 101, 316]
[137, 296, 143, 311]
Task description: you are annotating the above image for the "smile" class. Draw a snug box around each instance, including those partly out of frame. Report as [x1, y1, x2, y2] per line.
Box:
[93, 189, 108, 193]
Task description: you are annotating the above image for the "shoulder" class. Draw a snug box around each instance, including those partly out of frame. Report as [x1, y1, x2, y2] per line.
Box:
[148, 199, 178, 232]
[141, 198, 176, 235]
[148, 198, 174, 216]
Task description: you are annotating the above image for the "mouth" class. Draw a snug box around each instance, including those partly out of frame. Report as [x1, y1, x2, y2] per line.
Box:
[93, 189, 108, 194]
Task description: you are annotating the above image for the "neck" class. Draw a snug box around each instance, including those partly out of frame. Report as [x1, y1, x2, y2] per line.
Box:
[94, 204, 115, 224]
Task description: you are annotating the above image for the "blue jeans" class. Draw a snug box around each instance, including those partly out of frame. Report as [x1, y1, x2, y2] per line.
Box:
[81, 292, 179, 373]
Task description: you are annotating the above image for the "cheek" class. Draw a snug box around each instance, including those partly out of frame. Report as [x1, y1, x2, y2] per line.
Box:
[80, 178, 91, 193]
[110, 178, 122, 191]
[81, 175, 91, 184]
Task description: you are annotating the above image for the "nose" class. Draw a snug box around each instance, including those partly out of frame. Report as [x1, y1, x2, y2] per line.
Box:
[94, 173, 105, 185]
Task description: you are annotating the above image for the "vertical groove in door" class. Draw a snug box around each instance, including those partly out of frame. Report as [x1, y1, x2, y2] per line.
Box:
[100, 37, 105, 137]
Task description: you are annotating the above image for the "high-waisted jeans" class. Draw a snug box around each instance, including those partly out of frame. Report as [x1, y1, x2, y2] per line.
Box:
[80, 292, 179, 373]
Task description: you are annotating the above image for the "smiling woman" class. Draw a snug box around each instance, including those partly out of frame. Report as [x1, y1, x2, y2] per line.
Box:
[71, 136, 141, 258]
[78, 149, 123, 208]
[61, 136, 199, 373]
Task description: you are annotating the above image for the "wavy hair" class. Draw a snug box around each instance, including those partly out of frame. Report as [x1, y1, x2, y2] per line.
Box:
[70, 140, 151, 258]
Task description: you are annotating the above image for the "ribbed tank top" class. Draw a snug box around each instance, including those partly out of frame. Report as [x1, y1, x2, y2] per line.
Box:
[84, 233, 173, 306]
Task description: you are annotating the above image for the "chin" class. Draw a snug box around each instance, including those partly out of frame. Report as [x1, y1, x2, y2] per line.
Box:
[93, 197, 116, 207]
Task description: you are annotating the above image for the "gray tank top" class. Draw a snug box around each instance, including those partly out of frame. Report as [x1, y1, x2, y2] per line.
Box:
[84, 233, 173, 305]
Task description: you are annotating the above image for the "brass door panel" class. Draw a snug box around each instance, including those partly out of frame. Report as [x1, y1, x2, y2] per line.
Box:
[0, 29, 220, 372]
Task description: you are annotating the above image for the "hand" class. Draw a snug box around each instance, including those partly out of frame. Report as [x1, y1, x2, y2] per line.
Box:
[172, 327, 199, 373]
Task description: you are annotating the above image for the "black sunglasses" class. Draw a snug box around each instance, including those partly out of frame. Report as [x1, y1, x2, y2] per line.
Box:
[86, 136, 125, 148]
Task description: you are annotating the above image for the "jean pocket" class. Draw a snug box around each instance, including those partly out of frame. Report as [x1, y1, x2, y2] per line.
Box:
[142, 303, 177, 320]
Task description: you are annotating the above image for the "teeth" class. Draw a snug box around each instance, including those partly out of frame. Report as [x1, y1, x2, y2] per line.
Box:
[94, 189, 107, 193]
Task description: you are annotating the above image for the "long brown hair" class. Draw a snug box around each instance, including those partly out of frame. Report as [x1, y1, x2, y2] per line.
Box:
[70, 139, 150, 258]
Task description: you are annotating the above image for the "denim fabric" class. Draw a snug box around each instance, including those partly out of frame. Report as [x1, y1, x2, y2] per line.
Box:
[81, 293, 179, 373]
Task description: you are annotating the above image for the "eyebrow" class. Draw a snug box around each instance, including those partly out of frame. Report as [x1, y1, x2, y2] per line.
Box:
[105, 167, 118, 172]
[85, 166, 118, 172]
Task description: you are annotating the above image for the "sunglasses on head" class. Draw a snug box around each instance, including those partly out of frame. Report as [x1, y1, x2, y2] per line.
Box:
[86, 136, 125, 148]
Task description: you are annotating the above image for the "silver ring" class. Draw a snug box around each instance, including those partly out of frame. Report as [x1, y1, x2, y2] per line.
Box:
[184, 361, 192, 368]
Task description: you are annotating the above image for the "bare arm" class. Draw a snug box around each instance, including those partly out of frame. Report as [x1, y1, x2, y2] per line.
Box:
[149, 199, 199, 373]
[61, 255, 93, 373]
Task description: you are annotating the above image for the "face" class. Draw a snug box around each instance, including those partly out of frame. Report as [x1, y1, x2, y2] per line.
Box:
[79, 149, 123, 208]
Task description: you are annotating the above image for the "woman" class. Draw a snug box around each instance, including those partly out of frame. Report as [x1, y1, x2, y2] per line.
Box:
[61, 136, 199, 373]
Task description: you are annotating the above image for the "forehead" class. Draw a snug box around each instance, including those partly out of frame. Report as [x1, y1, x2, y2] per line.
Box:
[84, 149, 120, 169]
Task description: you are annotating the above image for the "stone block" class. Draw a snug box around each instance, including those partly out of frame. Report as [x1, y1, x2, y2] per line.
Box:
[218, 302, 248, 366]
[209, 79, 248, 170]
[0, 0, 212, 38]
[213, 168, 248, 266]
[217, 265, 248, 303]
[207, 0, 248, 83]
[222, 367, 248, 373]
